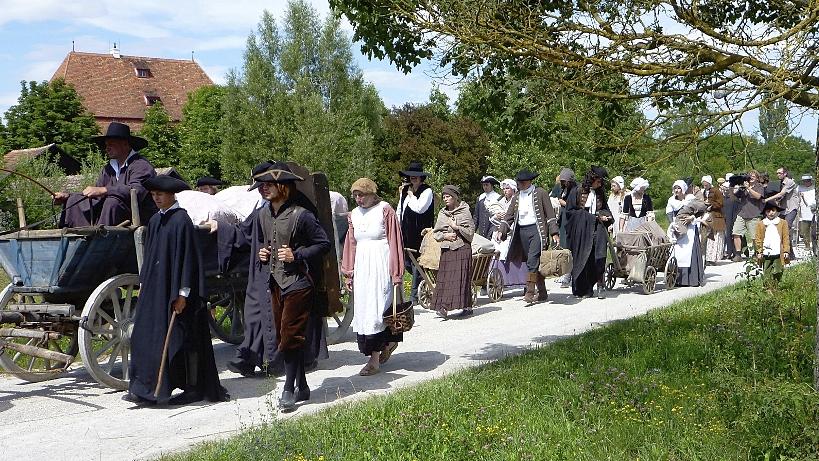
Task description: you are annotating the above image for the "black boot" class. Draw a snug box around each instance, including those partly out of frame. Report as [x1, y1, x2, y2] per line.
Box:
[295, 386, 310, 403]
[278, 391, 296, 412]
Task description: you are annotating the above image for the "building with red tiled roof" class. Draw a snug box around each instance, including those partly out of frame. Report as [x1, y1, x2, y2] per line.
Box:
[51, 46, 213, 132]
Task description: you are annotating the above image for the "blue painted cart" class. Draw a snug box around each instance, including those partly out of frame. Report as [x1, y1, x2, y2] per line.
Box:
[0, 224, 250, 388]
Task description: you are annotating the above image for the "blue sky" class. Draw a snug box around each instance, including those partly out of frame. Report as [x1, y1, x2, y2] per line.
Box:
[0, 0, 816, 143]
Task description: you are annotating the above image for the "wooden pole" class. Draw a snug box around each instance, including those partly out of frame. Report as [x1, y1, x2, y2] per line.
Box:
[153, 310, 177, 398]
[16, 198, 26, 228]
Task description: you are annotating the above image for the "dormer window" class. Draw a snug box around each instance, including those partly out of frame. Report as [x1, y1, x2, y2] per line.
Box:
[145, 95, 161, 106]
[135, 68, 152, 78]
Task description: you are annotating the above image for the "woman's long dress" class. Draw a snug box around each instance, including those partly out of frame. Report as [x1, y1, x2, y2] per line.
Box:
[347, 202, 403, 355]
[672, 221, 705, 287]
[493, 197, 527, 287]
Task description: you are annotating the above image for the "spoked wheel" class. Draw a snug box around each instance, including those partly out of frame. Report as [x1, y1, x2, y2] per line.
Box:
[78, 274, 139, 390]
[487, 268, 505, 302]
[207, 280, 245, 345]
[0, 284, 78, 383]
[418, 280, 434, 309]
[642, 266, 657, 295]
[604, 263, 616, 290]
[665, 257, 678, 289]
[326, 288, 353, 345]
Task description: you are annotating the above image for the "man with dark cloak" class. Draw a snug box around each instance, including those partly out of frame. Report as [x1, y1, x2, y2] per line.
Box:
[54, 122, 158, 227]
[565, 166, 613, 299]
[124, 175, 228, 406]
[214, 162, 328, 377]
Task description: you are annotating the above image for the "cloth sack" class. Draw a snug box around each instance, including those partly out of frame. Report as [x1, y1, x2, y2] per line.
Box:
[418, 229, 441, 270]
[383, 287, 414, 334]
[539, 248, 573, 278]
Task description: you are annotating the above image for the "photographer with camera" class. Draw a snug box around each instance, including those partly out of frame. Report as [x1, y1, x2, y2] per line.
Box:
[730, 170, 764, 261]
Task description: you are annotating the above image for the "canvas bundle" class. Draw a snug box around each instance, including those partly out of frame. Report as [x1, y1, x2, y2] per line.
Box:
[539, 248, 573, 278]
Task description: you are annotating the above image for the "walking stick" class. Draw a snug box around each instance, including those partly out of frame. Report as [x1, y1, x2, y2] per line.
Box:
[153, 310, 178, 398]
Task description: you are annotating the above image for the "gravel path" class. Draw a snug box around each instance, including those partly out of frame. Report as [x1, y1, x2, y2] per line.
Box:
[0, 261, 745, 460]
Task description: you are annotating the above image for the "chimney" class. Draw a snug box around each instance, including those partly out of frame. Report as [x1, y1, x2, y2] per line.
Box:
[111, 42, 121, 58]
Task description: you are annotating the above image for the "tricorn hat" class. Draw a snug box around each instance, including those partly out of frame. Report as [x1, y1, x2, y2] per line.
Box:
[92, 122, 148, 151]
[144, 175, 191, 193]
[247, 161, 274, 191]
[514, 169, 539, 181]
[480, 175, 500, 186]
[590, 165, 608, 180]
[252, 161, 304, 184]
[399, 161, 430, 178]
[196, 176, 224, 187]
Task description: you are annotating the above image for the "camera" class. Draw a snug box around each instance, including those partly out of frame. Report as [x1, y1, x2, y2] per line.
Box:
[728, 174, 750, 187]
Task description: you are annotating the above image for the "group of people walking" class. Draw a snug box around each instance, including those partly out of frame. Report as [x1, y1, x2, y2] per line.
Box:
[50, 122, 814, 412]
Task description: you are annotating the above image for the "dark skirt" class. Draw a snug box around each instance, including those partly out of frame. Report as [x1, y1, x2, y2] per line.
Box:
[357, 329, 403, 356]
[432, 245, 473, 311]
[677, 226, 705, 287]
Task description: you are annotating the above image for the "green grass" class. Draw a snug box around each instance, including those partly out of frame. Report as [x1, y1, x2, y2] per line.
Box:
[164, 264, 818, 461]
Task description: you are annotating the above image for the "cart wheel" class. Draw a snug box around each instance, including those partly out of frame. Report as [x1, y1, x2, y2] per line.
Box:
[665, 257, 678, 289]
[642, 266, 657, 294]
[0, 285, 78, 383]
[207, 280, 245, 345]
[326, 288, 353, 345]
[487, 268, 505, 302]
[418, 280, 434, 309]
[77, 274, 139, 389]
[604, 263, 616, 290]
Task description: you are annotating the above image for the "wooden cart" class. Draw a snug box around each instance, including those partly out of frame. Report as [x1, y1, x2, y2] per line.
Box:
[603, 231, 678, 295]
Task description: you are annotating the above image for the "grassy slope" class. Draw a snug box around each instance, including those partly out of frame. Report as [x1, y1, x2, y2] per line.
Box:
[168, 264, 818, 461]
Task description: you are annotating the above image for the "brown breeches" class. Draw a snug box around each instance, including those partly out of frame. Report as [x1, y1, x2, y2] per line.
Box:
[270, 285, 312, 352]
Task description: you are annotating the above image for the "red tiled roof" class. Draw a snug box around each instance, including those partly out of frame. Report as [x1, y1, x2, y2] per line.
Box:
[51, 51, 213, 123]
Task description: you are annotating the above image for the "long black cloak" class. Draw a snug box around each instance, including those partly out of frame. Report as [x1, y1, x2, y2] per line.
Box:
[565, 188, 612, 297]
[129, 207, 225, 402]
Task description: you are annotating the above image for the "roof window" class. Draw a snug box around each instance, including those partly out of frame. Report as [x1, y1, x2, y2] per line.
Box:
[135, 67, 152, 78]
[145, 95, 162, 106]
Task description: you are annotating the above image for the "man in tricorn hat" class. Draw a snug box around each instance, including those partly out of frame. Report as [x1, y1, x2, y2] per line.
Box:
[53, 121, 158, 227]
[125, 175, 228, 406]
[397, 160, 435, 304]
[196, 176, 224, 195]
[256, 162, 330, 412]
[495, 169, 559, 304]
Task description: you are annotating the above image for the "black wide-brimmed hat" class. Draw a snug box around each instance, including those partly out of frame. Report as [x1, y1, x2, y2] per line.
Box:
[514, 169, 539, 181]
[399, 161, 430, 178]
[196, 176, 224, 188]
[590, 165, 608, 180]
[252, 162, 304, 185]
[247, 161, 274, 191]
[144, 175, 191, 193]
[92, 122, 148, 150]
[762, 192, 785, 212]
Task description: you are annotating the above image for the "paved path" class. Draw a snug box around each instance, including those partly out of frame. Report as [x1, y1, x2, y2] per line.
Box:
[0, 261, 746, 460]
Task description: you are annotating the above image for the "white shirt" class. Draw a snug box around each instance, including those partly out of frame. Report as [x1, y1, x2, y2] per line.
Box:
[517, 185, 537, 226]
[798, 186, 815, 221]
[762, 217, 782, 256]
[159, 201, 191, 298]
[398, 187, 433, 221]
[109, 150, 138, 181]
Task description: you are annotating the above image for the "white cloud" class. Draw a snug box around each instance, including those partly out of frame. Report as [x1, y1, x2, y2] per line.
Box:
[363, 65, 461, 109]
[201, 65, 229, 85]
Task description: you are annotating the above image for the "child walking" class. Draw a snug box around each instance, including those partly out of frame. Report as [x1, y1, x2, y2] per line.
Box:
[755, 198, 790, 290]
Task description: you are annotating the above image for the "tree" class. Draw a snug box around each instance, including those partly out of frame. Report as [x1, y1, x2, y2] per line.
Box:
[759, 98, 791, 144]
[221, 1, 386, 192]
[138, 102, 180, 170]
[179, 86, 225, 181]
[2, 79, 99, 162]
[375, 98, 492, 205]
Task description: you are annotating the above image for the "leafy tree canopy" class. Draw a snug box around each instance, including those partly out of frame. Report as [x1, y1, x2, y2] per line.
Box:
[138, 102, 180, 170]
[2, 79, 99, 162]
[179, 85, 225, 181]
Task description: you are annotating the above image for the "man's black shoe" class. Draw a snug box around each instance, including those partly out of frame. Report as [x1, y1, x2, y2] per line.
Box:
[295, 386, 310, 403]
[227, 360, 256, 377]
[121, 392, 155, 406]
[168, 390, 204, 405]
[278, 390, 296, 412]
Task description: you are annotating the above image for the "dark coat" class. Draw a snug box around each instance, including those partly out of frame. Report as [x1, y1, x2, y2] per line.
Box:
[61, 153, 158, 227]
[473, 192, 499, 238]
[398, 183, 435, 251]
[498, 186, 559, 262]
[565, 187, 612, 297]
[128, 207, 225, 402]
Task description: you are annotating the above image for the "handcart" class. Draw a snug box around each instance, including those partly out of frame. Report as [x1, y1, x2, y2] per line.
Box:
[405, 232, 505, 309]
[604, 222, 678, 295]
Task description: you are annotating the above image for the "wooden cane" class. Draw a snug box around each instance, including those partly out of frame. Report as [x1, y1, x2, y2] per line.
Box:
[153, 310, 178, 398]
